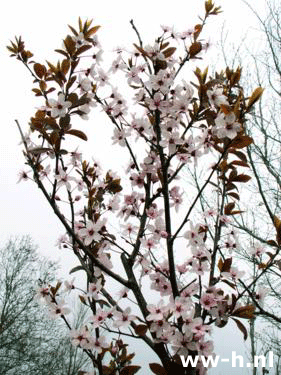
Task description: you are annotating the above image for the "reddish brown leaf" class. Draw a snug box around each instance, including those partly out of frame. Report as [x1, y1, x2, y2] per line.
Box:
[59, 114, 71, 130]
[193, 24, 202, 40]
[229, 150, 247, 162]
[51, 281, 62, 296]
[231, 174, 251, 183]
[34, 63, 46, 78]
[189, 42, 202, 58]
[46, 60, 57, 73]
[63, 35, 76, 56]
[101, 366, 114, 375]
[229, 210, 245, 215]
[32, 88, 42, 96]
[106, 179, 122, 194]
[149, 363, 168, 375]
[46, 87, 56, 94]
[274, 215, 281, 231]
[75, 44, 92, 57]
[218, 257, 223, 272]
[49, 131, 60, 149]
[205, 0, 214, 12]
[232, 305, 255, 319]
[228, 168, 238, 180]
[85, 25, 101, 38]
[155, 59, 168, 71]
[160, 42, 170, 50]
[227, 192, 240, 200]
[163, 47, 176, 58]
[133, 44, 149, 57]
[120, 365, 141, 375]
[219, 160, 228, 172]
[247, 87, 264, 110]
[274, 215, 281, 245]
[230, 135, 253, 149]
[55, 49, 70, 58]
[134, 324, 148, 336]
[66, 129, 88, 141]
[61, 59, 70, 75]
[220, 104, 232, 115]
[225, 182, 238, 192]
[224, 202, 235, 215]
[66, 76, 77, 91]
[232, 318, 248, 340]
[67, 92, 79, 106]
[220, 258, 232, 273]
[68, 25, 79, 36]
[230, 160, 249, 168]
[39, 80, 47, 91]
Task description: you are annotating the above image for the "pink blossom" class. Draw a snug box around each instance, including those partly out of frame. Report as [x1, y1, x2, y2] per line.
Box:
[207, 85, 228, 108]
[87, 279, 103, 299]
[55, 234, 69, 249]
[17, 170, 30, 183]
[79, 218, 106, 246]
[91, 335, 109, 354]
[200, 293, 217, 310]
[48, 93, 71, 118]
[55, 167, 75, 191]
[171, 331, 194, 355]
[91, 309, 108, 328]
[48, 300, 71, 318]
[64, 278, 75, 292]
[130, 172, 145, 188]
[146, 300, 168, 321]
[213, 111, 241, 139]
[70, 326, 91, 347]
[113, 307, 136, 328]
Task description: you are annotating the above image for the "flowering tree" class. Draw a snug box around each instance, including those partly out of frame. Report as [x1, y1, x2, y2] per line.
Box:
[7, 1, 271, 374]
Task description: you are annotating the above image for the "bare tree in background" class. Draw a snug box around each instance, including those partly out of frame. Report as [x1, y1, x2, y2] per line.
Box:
[0, 236, 91, 375]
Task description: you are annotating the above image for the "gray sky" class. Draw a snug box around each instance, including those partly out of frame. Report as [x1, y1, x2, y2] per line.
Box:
[1, 0, 269, 373]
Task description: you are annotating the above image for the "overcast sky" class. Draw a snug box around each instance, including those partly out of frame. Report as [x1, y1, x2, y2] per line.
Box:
[1, 0, 269, 373]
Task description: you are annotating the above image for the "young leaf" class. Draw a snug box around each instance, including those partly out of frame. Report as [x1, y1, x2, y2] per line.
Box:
[273, 215, 281, 245]
[134, 324, 148, 336]
[231, 174, 251, 183]
[230, 135, 253, 149]
[120, 366, 141, 375]
[247, 87, 264, 110]
[232, 318, 248, 340]
[232, 305, 255, 319]
[34, 63, 46, 78]
[224, 202, 235, 215]
[149, 363, 168, 375]
[189, 42, 202, 58]
[65, 129, 88, 141]
[163, 47, 176, 58]
[227, 192, 240, 200]
[220, 258, 232, 273]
